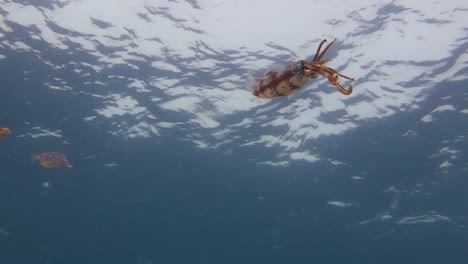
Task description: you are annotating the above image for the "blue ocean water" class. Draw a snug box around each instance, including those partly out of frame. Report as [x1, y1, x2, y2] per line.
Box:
[1, 1, 467, 264]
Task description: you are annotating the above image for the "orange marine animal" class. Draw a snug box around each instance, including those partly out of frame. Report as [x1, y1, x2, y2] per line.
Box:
[250, 39, 354, 98]
[0, 127, 12, 139]
[32, 152, 72, 168]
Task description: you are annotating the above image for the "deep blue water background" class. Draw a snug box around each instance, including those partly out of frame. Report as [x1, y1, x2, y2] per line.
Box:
[1, 25, 468, 264]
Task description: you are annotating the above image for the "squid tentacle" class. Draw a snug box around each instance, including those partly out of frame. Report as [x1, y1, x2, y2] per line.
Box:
[304, 64, 354, 95]
[312, 39, 328, 61]
[312, 39, 337, 62]
[325, 70, 353, 95]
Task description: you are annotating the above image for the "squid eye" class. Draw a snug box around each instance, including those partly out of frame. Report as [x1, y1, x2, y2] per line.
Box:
[293, 61, 305, 74]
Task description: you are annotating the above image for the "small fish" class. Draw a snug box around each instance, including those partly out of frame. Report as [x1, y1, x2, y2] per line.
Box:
[32, 152, 72, 168]
[0, 127, 12, 139]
